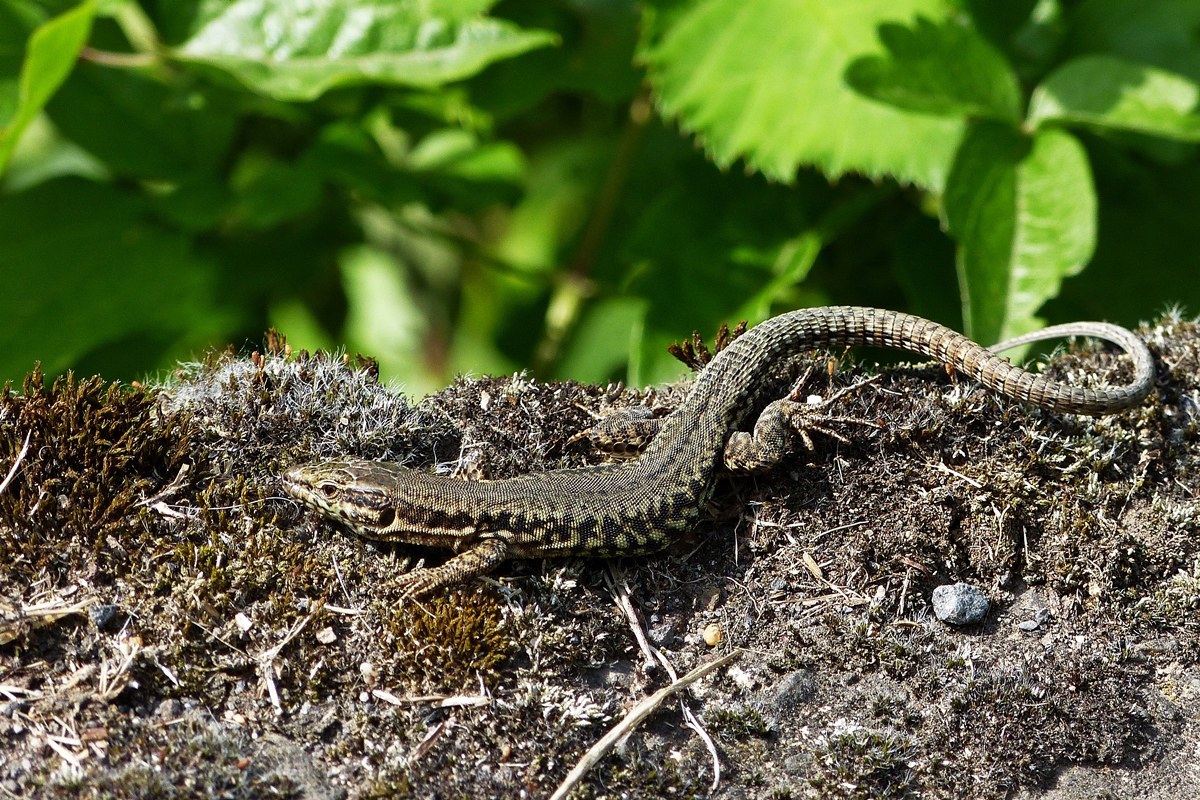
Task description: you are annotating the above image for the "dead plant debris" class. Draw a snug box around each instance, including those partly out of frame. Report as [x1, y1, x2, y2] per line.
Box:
[2, 315, 1200, 798]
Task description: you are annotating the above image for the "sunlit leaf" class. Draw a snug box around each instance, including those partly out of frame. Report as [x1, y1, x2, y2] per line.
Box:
[0, 0, 94, 172]
[175, 0, 557, 101]
[641, 0, 963, 188]
[1028, 55, 1200, 141]
[944, 122, 1095, 344]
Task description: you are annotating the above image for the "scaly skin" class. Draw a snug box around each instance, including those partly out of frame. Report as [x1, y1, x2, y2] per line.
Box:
[283, 306, 1155, 598]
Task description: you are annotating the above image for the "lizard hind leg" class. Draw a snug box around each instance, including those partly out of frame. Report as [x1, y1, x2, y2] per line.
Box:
[722, 374, 883, 473]
[393, 538, 510, 600]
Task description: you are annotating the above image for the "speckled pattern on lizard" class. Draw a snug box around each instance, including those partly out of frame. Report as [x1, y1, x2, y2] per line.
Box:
[283, 306, 1155, 599]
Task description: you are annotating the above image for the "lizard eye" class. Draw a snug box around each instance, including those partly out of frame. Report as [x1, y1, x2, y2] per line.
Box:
[320, 483, 338, 498]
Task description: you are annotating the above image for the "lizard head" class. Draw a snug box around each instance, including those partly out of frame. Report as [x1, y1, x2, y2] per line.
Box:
[283, 460, 401, 536]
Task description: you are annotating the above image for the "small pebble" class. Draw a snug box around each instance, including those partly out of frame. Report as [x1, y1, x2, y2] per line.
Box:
[316, 627, 337, 644]
[932, 583, 990, 625]
[702, 624, 723, 646]
[81, 726, 109, 743]
[359, 662, 376, 686]
[89, 604, 121, 632]
[154, 699, 183, 721]
[648, 619, 677, 645]
[1018, 607, 1053, 631]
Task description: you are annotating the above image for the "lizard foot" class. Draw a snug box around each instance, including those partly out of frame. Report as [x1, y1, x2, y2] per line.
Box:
[392, 538, 509, 600]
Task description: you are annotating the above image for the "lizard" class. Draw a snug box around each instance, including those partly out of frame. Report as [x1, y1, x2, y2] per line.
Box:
[282, 306, 1155, 599]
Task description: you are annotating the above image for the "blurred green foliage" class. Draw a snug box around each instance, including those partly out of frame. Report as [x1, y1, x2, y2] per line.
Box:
[1, 0, 1199, 395]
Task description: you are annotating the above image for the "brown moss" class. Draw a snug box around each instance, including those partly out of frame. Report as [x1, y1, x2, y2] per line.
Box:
[377, 588, 511, 692]
[0, 367, 193, 587]
[6, 317, 1200, 799]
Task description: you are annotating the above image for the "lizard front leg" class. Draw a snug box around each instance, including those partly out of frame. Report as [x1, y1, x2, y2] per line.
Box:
[570, 407, 665, 458]
[393, 537, 509, 599]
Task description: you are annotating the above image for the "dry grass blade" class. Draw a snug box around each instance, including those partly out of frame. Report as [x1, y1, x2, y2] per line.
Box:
[548, 650, 743, 800]
[0, 430, 31, 498]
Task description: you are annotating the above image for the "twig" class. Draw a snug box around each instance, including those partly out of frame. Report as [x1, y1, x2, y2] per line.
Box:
[78, 47, 157, 67]
[681, 701, 722, 792]
[332, 555, 352, 605]
[14, 598, 95, 619]
[324, 603, 364, 616]
[136, 463, 191, 507]
[548, 650, 742, 800]
[0, 684, 44, 700]
[44, 735, 82, 766]
[0, 431, 31, 498]
[605, 562, 726, 790]
[933, 461, 983, 489]
[371, 689, 488, 708]
[412, 718, 450, 761]
[604, 563, 658, 670]
[258, 610, 317, 714]
[97, 640, 142, 700]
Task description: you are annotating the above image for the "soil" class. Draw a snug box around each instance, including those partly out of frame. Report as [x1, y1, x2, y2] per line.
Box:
[2, 315, 1199, 799]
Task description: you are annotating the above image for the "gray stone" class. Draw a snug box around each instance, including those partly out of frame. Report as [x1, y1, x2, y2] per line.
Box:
[155, 698, 184, 721]
[88, 603, 121, 631]
[1017, 607, 1052, 631]
[761, 670, 815, 716]
[932, 582, 990, 625]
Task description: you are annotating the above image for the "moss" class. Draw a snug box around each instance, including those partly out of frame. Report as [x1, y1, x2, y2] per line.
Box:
[34, 712, 306, 800]
[704, 701, 777, 740]
[808, 727, 918, 799]
[0, 367, 193, 586]
[929, 652, 1157, 797]
[360, 775, 413, 798]
[377, 588, 511, 692]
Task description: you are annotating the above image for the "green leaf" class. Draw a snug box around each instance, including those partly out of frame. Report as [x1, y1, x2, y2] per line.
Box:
[1, 112, 110, 192]
[0, 1, 45, 119]
[229, 152, 323, 229]
[1049, 133, 1200, 328]
[340, 243, 441, 398]
[304, 120, 424, 206]
[174, 0, 557, 102]
[845, 15, 1021, 121]
[640, 0, 963, 188]
[47, 62, 236, 180]
[0, 177, 216, 383]
[0, 0, 94, 173]
[553, 296, 647, 384]
[1066, 0, 1200, 83]
[1028, 55, 1200, 141]
[944, 121, 1096, 344]
[147, 173, 230, 233]
[731, 232, 822, 324]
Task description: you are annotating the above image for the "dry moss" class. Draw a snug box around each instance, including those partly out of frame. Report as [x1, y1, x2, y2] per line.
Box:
[3, 318, 1200, 798]
[0, 367, 193, 586]
[377, 588, 510, 692]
